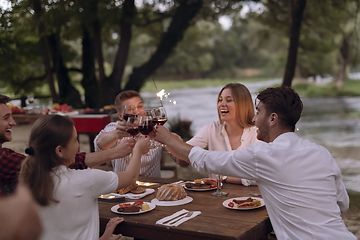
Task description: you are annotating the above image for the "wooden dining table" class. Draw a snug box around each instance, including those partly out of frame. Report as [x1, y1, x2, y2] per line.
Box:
[98, 177, 272, 240]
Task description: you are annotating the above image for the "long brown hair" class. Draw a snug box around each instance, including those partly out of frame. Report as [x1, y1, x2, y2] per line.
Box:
[19, 115, 74, 206]
[217, 83, 255, 128]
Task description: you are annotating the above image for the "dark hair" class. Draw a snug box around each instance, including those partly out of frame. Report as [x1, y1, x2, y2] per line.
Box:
[256, 86, 303, 131]
[217, 83, 255, 128]
[0, 94, 11, 104]
[19, 115, 75, 206]
[114, 90, 141, 112]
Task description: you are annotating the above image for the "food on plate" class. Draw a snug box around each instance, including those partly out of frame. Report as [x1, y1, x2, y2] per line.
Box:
[185, 178, 217, 189]
[117, 183, 139, 195]
[10, 106, 26, 114]
[141, 203, 150, 211]
[228, 197, 261, 208]
[132, 200, 144, 206]
[122, 206, 141, 213]
[156, 184, 187, 201]
[202, 178, 217, 185]
[194, 179, 202, 184]
[117, 200, 150, 213]
[130, 186, 146, 194]
[185, 182, 214, 189]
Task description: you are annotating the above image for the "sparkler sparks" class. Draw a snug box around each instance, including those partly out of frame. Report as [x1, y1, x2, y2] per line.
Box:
[156, 89, 176, 105]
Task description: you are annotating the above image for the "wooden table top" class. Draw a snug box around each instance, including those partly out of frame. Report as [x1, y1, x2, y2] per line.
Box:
[99, 177, 272, 240]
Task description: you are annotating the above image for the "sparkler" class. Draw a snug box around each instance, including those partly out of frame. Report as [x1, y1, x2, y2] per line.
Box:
[152, 78, 177, 106]
[152, 78, 164, 107]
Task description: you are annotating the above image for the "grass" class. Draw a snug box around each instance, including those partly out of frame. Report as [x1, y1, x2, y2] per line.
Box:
[292, 79, 360, 98]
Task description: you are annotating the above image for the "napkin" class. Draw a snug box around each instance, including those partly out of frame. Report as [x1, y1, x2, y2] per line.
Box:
[112, 188, 155, 199]
[156, 209, 201, 227]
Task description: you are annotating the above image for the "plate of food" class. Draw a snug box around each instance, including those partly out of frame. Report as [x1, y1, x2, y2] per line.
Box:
[151, 183, 193, 206]
[114, 183, 155, 199]
[183, 178, 218, 191]
[111, 200, 156, 215]
[223, 197, 265, 210]
[151, 196, 193, 206]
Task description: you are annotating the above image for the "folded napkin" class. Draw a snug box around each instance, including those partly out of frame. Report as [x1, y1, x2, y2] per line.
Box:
[112, 188, 155, 199]
[156, 209, 201, 227]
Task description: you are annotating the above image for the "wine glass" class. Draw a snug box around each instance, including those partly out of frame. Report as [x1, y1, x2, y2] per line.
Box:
[138, 115, 154, 137]
[122, 105, 138, 121]
[138, 115, 157, 150]
[27, 93, 34, 105]
[151, 106, 168, 126]
[212, 175, 228, 197]
[126, 115, 139, 139]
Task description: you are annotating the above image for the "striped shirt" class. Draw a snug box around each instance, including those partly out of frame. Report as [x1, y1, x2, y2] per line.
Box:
[94, 121, 162, 178]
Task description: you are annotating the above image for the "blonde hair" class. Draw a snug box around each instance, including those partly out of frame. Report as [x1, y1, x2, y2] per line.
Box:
[19, 115, 74, 206]
[217, 83, 255, 128]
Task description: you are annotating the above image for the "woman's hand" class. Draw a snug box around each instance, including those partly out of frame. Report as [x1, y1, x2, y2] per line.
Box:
[134, 136, 150, 155]
[99, 217, 124, 240]
[113, 138, 136, 158]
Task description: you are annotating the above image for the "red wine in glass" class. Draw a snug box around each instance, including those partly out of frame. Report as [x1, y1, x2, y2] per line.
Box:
[123, 114, 137, 121]
[139, 124, 154, 135]
[126, 128, 139, 137]
[152, 117, 168, 125]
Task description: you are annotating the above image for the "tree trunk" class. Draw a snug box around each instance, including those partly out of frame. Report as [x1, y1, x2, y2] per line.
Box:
[48, 33, 83, 108]
[335, 36, 349, 89]
[282, 0, 307, 87]
[81, 26, 100, 108]
[125, 0, 203, 92]
[106, 0, 136, 104]
[31, 0, 59, 104]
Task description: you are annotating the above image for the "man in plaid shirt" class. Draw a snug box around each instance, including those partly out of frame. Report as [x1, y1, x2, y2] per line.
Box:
[0, 94, 135, 195]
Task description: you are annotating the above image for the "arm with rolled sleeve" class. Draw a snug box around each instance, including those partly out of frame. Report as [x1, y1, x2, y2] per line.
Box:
[189, 146, 258, 181]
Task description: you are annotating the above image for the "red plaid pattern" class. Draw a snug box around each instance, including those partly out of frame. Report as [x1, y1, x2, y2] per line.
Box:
[0, 148, 87, 195]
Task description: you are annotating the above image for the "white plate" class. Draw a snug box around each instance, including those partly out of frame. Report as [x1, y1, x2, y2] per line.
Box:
[183, 181, 218, 192]
[151, 196, 193, 206]
[111, 202, 156, 215]
[222, 197, 265, 210]
[112, 188, 155, 199]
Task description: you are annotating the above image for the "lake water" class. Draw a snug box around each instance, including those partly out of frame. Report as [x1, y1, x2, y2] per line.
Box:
[142, 79, 360, 192]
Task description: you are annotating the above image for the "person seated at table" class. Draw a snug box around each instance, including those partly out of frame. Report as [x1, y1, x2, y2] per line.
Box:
[19, 114, 149, 240]
[167, 83, 259, 186]
[0, 184, 42, 240]
[0, 94, 136, 195]
[154, 86, 356, 240]
[94, 90, 164, 178]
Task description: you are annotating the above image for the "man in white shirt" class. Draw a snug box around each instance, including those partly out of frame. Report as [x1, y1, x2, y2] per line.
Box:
[155, 86, 356, 240]
[94, 90, 163, 177]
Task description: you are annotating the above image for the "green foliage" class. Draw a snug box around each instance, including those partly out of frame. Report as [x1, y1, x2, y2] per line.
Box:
[167, 115, 193, 142]
[293, 79, 360, 97]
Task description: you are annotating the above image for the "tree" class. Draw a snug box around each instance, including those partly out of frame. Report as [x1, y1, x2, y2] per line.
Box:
[282, 0, 307, 87]
[1, 0, 249, 107]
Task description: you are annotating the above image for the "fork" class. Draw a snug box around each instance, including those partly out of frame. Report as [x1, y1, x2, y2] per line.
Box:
[168, 211, 194, 225]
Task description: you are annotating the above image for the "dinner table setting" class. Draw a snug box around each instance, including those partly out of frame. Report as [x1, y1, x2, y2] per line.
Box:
[98, 176, 272, 240]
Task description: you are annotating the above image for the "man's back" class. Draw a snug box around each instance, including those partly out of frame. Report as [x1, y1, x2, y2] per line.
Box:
[252, 132, 353, 239]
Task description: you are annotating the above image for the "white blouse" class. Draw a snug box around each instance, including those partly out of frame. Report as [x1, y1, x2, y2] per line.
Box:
[186, 121, 259, 186]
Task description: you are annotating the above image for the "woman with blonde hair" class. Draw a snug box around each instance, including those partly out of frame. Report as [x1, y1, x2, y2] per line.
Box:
[20, 115, 149, 240]
[171, 83, 259, 185]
